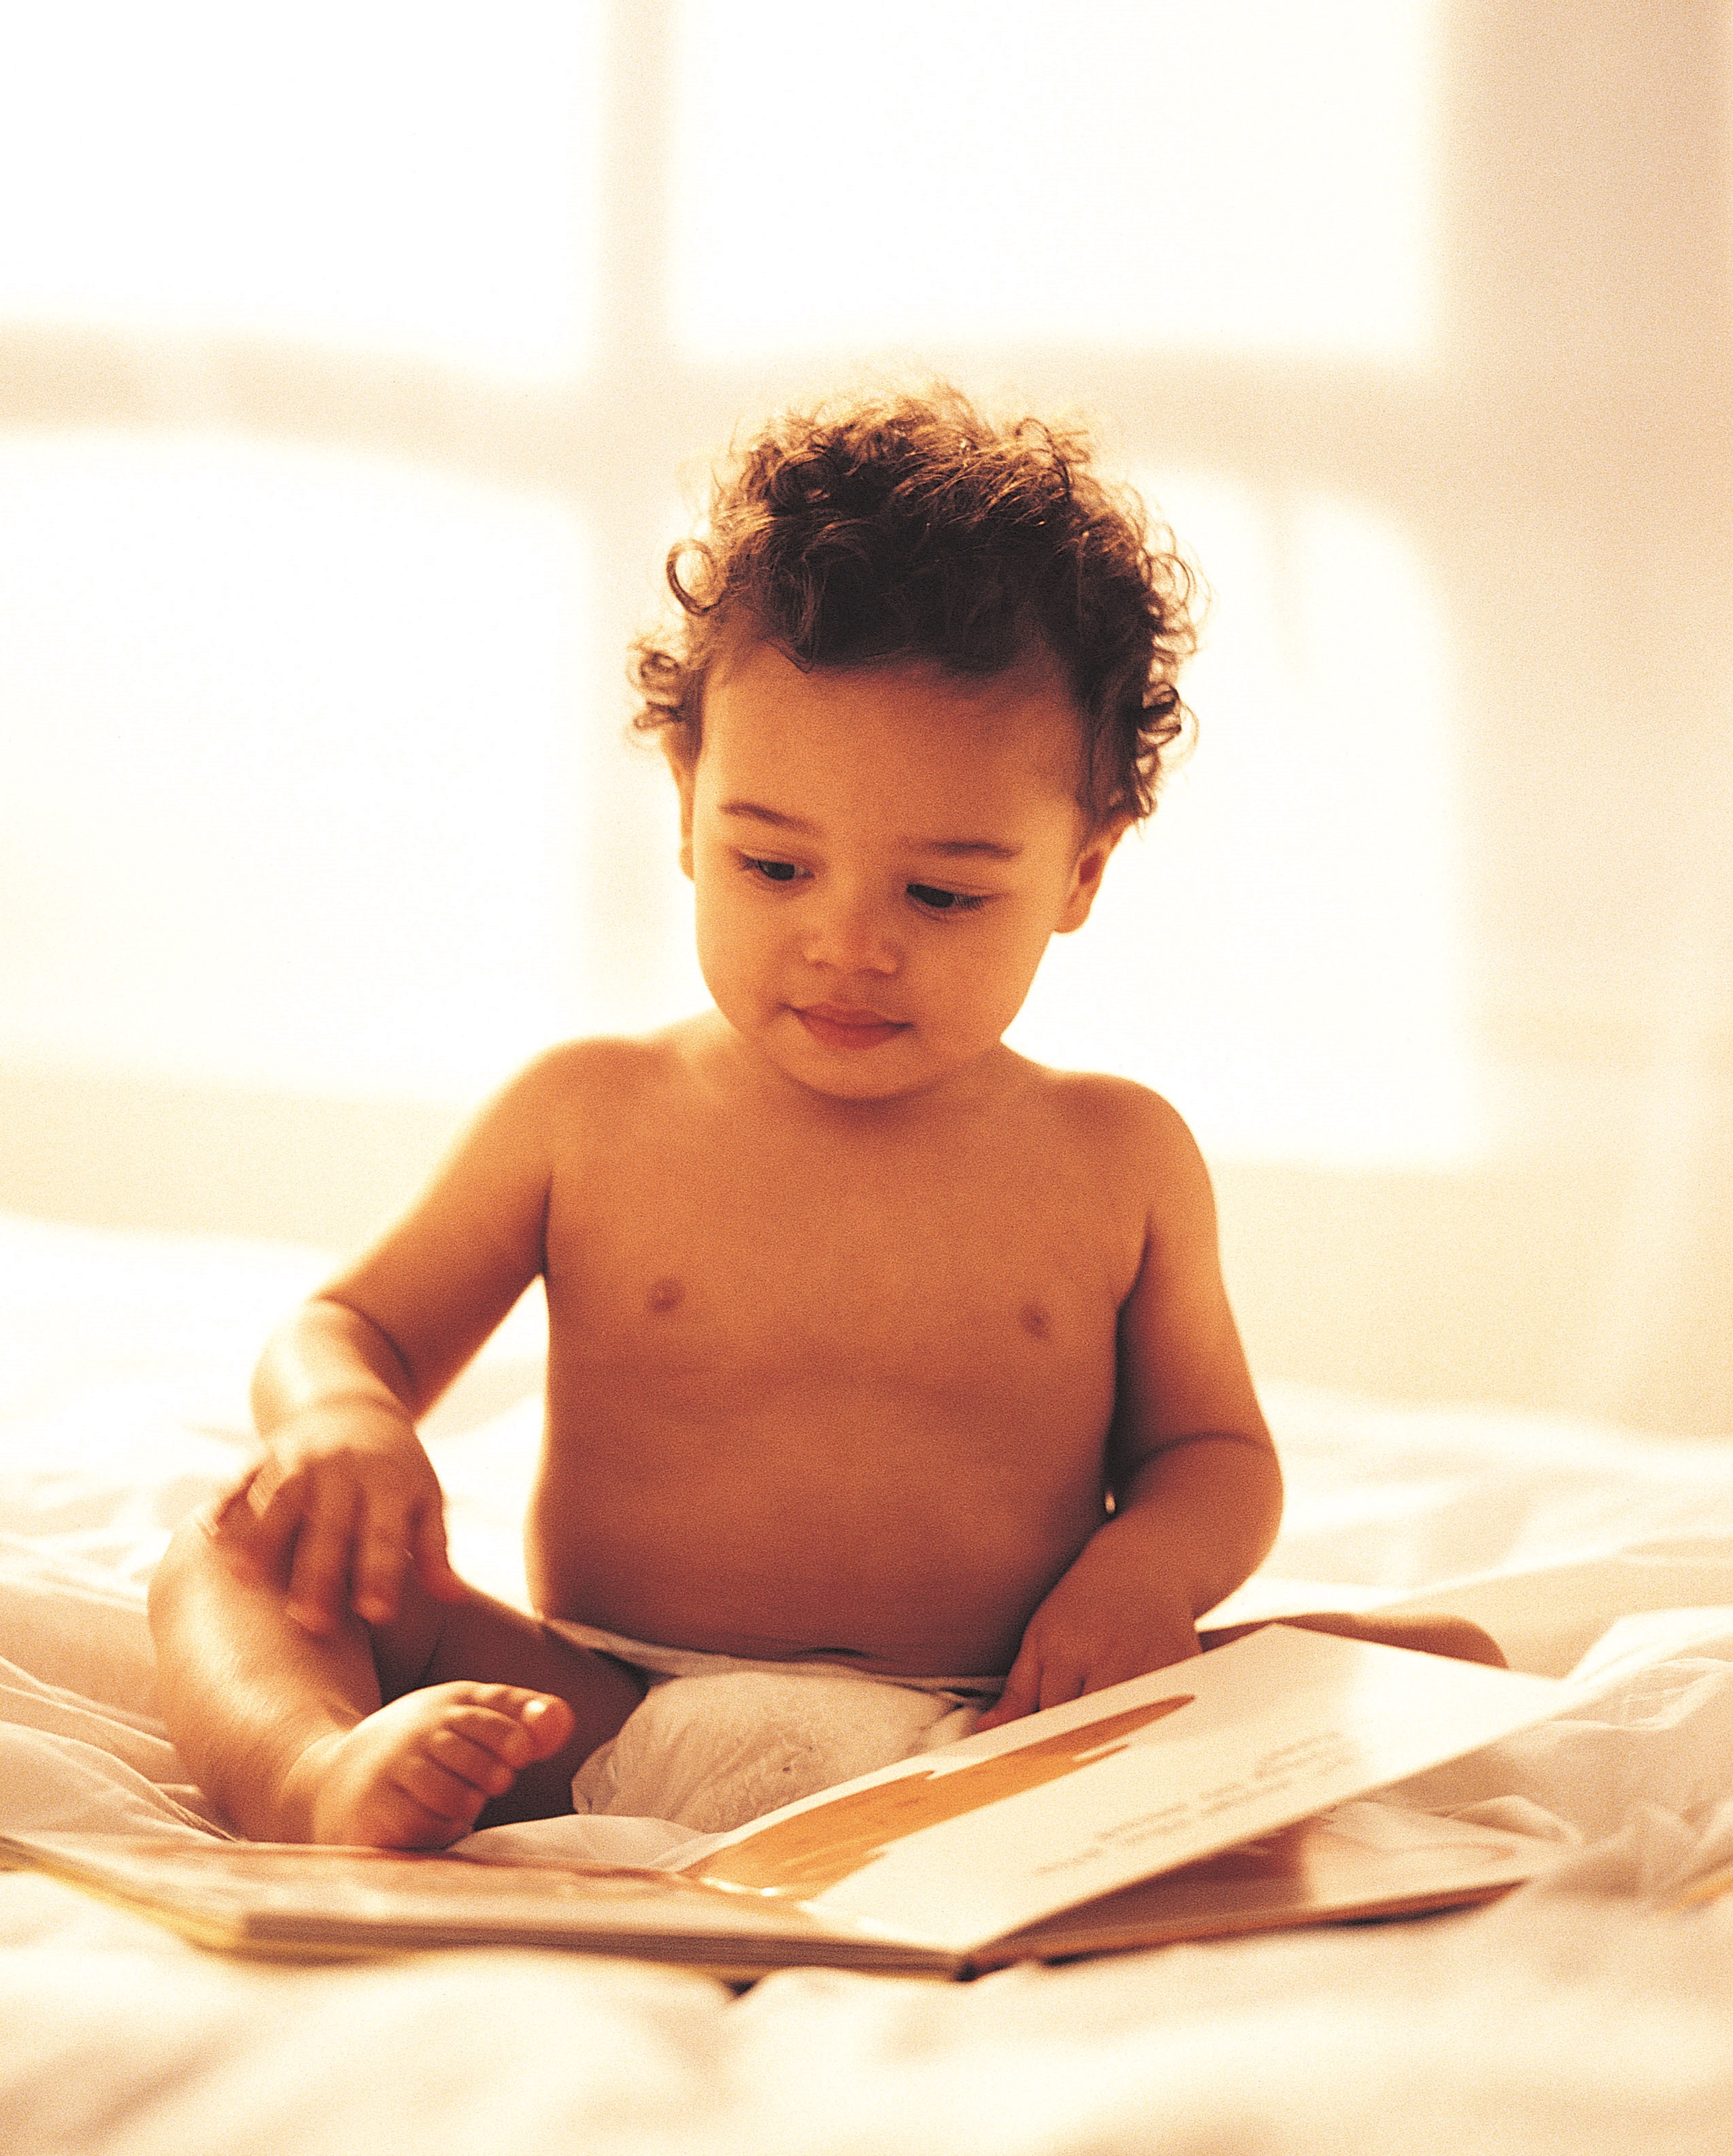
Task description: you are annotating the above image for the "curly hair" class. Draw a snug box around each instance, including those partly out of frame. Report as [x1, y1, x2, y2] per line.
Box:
[629, 386, 1200, 826]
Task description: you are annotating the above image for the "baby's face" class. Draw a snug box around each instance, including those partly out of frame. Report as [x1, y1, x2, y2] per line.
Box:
[674, 637, 1121, 1103]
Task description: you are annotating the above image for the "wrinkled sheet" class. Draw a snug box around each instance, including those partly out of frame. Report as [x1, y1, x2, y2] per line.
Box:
[5, 1207, 1733, 2156]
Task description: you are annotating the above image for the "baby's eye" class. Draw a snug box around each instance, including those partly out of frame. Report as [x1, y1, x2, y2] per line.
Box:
[743, 856, 807, 885]
[907, 882, 987, 914]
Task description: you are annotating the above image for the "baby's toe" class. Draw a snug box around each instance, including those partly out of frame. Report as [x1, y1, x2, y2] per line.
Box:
[516, 1691, 577, 1758]
[457, 1685, 576, 1764]
[421, 1718, 522, 1799]
[389, 1764, 490, 1834]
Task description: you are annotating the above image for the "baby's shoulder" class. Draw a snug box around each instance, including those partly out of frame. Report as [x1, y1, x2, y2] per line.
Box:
[1020, 1064, 1215, 1231]
[507, 1025, 696, 1128]
[1028, 1063, 1201, 1161]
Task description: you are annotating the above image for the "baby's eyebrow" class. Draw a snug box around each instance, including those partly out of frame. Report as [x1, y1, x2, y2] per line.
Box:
[719, 801, 1021, 862]
[719, 801, 816, 835]
[913, 837, 1023, 861]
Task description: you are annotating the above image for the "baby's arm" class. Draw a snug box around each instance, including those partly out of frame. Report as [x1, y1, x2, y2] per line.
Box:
[213, 1057, 565, 1635]
[977, 1093, 1280, 1729]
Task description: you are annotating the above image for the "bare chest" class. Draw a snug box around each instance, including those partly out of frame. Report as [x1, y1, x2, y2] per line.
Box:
[543, 1122, 1138, 1415]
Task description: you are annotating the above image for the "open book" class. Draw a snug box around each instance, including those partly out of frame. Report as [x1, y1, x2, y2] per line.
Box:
[1, 1626, 1572, 1978]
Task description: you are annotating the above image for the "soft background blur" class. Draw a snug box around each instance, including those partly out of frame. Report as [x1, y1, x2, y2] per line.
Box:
[2, 1, 1728, 1433]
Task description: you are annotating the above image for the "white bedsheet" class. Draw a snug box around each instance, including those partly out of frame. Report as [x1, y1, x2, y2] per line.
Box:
[5, 1208, 1733, 2156]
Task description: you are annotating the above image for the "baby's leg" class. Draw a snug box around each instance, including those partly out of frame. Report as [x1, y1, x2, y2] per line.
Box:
[1199, 1611, 1506, 1667]
[149, 1516, 645, 1847]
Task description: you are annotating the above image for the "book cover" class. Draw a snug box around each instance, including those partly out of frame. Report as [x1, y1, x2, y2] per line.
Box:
[1, 1626, 1571, 1975]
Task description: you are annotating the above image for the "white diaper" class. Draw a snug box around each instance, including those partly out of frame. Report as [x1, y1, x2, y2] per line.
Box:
[545, 1619, 1002, 1835]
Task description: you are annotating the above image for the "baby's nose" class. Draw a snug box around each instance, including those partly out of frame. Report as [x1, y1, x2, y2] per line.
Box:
[802, 888, 900, 974]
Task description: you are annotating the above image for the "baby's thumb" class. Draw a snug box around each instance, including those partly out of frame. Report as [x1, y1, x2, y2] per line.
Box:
[414, 1511, 467, 1602]
[976, 1660, 1039, 1732]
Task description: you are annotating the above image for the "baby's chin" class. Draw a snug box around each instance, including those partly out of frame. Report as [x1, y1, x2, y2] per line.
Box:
[760, 1019, 1018, 1109]
[696, 994, 1015, 1107]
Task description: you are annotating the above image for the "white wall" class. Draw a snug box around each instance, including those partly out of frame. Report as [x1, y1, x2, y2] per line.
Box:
[2, 1, 1729, 1431]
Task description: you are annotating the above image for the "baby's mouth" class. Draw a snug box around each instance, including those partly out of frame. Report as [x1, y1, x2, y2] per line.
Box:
[794, 1004, 910, 1051]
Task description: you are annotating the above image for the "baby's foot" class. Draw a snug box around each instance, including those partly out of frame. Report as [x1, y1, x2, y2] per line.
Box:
[290, 1683, 577, 1848]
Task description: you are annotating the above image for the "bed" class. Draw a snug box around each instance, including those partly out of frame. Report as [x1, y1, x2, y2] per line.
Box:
[5, 1205, 1733, 2155]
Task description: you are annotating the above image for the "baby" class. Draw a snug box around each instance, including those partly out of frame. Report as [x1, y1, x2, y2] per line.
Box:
[150, 387, 1497, 1849]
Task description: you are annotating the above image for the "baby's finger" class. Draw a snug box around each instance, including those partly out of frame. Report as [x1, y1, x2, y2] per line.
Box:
[1034, 1660, 1090, 1715]
[410, 1504, 467, 1605]
[195, 1483, 272, 1587]
[205, 1466, 316, 1593]
[232, 1464, 315, 1578]
[282, 1483, 363, 1635]
[348, 1502, 418, 1628]
[976, 1653, 1041, 1732]
[197, 1469, 266, 1553]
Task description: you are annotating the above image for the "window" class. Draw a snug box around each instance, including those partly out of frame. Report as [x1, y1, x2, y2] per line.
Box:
[1, 0, 1468, 1164]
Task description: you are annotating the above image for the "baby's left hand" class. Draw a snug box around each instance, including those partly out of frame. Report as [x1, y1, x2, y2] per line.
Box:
[974, 1534, 1200, 1732]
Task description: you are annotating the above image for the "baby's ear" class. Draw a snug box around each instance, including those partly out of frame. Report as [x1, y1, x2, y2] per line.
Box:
[1056, 815, 1130, 934]
[663, 738, 696, 880]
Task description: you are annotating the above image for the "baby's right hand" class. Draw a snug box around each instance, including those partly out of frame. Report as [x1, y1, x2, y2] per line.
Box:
[207, 1402, 465, 1636]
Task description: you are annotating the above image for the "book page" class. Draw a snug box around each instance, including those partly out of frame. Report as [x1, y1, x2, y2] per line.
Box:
[981, 1800, 1558, 1964]
[0, 1835, 909, 1969]
[690, 1626, 1565, 1953]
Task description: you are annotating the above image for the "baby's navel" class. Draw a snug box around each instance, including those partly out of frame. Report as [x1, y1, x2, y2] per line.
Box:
[647, 1275, 686, 1315]
[1019, 1300, 1051, 1342]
